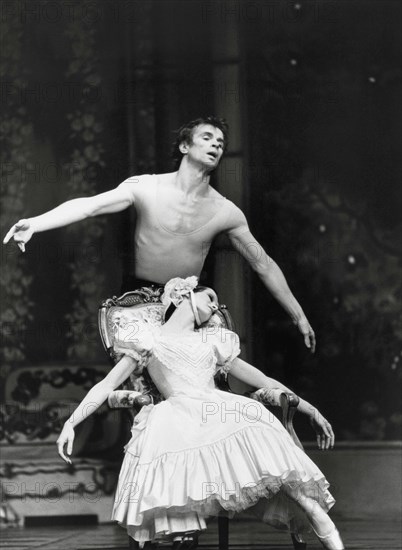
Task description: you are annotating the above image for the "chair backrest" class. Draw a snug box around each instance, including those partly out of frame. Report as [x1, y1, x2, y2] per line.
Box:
[98, 286, 234, 400]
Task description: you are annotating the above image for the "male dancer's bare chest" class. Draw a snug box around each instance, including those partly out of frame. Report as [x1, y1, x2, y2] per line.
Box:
[161, 202, 217, 233]
[151, 186, 226, 235]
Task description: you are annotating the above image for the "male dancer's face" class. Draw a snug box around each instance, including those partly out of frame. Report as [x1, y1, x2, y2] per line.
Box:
[184, 124, 225, 170]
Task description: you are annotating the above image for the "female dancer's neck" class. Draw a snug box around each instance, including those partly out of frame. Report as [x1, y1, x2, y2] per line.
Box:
[163, 300, 195, 333]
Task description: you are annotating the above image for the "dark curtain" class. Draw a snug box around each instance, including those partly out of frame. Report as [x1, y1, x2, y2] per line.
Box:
[243, 0, 401, 440]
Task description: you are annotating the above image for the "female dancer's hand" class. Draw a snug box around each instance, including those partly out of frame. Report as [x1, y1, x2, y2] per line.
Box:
[57, 422, 75, 464]
[3, 219, 34, 252]
[309, 409, 335, 450]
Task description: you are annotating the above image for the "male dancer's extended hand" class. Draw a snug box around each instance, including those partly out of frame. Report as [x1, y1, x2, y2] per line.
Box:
[296, 318, 316, 354]
[3, 219, 34, 252]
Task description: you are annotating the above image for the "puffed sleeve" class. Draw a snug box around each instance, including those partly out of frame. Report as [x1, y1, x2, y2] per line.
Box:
[212, 328, 241, 376]
[112, 315, 155, 372]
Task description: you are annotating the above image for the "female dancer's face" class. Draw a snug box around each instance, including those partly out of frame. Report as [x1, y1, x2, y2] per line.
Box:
[193, 288, 219, 324]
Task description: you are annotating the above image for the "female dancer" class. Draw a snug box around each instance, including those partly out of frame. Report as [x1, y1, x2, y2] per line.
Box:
[57, 277, 344, 549]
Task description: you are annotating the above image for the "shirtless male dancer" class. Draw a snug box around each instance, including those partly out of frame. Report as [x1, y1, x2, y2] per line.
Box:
[3, 116, 316, 351]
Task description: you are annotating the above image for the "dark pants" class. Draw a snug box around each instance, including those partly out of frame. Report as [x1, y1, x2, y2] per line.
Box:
[121, 275, 164, 295]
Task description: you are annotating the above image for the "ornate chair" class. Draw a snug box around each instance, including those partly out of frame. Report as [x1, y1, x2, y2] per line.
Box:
[98, 287, 306, 550]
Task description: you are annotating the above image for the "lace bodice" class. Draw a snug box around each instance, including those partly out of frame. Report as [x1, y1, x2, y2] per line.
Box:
[153, 333, 217, 387]
[113, 322, 240, 397]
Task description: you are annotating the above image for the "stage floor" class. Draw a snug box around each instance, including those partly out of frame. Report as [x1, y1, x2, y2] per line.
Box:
[0, 517, 401, 550]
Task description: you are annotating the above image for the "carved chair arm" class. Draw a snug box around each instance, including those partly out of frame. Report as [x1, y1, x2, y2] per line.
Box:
[108, 390, 152, 411]
[249, 387, 304, 450]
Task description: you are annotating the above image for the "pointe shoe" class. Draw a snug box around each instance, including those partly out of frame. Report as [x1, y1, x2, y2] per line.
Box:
[314, 527, 345, 549]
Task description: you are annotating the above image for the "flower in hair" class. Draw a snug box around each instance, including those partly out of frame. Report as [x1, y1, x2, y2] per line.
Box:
[162, 276, 199, 309]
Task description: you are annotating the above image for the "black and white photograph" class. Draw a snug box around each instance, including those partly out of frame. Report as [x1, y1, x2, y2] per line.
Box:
[0, 1, 401, 549]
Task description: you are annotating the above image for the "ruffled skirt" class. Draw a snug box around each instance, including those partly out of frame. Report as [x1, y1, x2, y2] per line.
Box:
[112, 389, 335, 543]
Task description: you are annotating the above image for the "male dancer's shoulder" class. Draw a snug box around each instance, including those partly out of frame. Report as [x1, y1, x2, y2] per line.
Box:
[117, 173, 155, 205]
[222, 200, 250, 238]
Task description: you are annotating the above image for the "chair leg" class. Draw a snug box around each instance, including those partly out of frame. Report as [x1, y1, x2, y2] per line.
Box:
[291, 533, 307, 549]
[218, 516, 229, 550]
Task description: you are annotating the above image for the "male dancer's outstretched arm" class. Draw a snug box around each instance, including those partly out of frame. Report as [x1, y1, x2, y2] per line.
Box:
[3, 182, 134, 251]
[226, 206, 316, 352]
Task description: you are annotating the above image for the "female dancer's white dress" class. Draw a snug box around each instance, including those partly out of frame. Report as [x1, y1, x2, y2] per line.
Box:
[112, 324, 335, 543]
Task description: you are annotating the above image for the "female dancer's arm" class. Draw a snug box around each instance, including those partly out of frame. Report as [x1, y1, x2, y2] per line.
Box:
[229, 357, 334, 448]
[57, 354, 137, 464]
